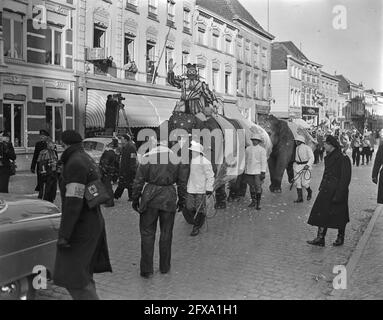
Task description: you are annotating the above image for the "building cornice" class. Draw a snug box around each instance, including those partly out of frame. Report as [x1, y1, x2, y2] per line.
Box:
[286, 55, 304, 66]
[195, 5, 239, 32]
[233, 16, 274, 40]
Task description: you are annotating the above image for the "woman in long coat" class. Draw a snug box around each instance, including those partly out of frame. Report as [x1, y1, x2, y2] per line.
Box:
[53, 130, 112, 300]
[372, 136, 383, 203]
[307, 135, 352, 247]
[0, 131, 16, 193]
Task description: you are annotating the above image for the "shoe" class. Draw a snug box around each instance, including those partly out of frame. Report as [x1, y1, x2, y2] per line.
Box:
[307, 188, 312, 201]
[256, 193, 261, 210]
[190, 227, 200, 236]
[333, 228, 345, 246]
[307, 227, 327, 247]
[248, 200, 256, 208]
[160, 268, 170, 274]
[215, 202, 226, 209]
[140, 272, 153, 279]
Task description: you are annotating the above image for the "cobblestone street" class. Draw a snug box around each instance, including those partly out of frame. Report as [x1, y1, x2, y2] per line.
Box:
[9, 154, 378, 300]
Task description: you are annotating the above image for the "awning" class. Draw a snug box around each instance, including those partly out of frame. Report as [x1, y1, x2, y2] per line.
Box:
[86, 90, 177, 128]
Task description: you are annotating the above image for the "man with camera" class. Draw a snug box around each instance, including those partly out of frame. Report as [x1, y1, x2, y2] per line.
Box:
[0, 131, 16, 193]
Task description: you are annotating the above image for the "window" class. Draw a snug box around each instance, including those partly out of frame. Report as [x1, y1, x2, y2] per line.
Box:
[94, 25, 106, 48]
[146, 41, 156, 82]
[237, 38, 243, 61]
[148, 0, 158, 18]
[46, 105, 64, 144]
[301, 91, 305, 105]
[212, 31, 220, 50]
[199, 65, 206, 82]
[124, 35, 135, 64]
[197, 27, 206, 45]
[126, 0, 138, 10]
[225, 72, 231, 94]
[225, 35, 232, 54]
[44, 26, 63, 66]
[165, 46, 174, 73]
[262, 77, 267, 99]
[305, 88, 310, 105]
[262, 47, 267, 68]
[3, 103, 24, 147]
[291, 66, 295, 77]
[3, 12, 24, 60]
[167, 0, 175, 26]
[245, 41, 250, 64]
[254, 74, 259, 98]
[245, 72, 251, 96]
[253, 44, 259, 67]
[212, 68, 219, 92]
[237, 69, 243, 93]
[183, 8, 191, 33]
[182, 51, 190, 66]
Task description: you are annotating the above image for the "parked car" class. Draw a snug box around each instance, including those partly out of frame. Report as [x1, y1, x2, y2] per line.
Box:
[0, 194, 61, 300]
[83, 137, 121, 164]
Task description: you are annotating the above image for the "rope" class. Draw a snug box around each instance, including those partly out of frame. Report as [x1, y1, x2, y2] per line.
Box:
[193, 193, 218, 233]
[290, 167, 312, 190]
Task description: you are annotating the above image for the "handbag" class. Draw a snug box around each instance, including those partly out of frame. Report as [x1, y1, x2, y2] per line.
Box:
[84, 165, 111, 209]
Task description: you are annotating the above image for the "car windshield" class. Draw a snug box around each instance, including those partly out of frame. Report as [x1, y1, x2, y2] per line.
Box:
[83, 141, 104, 152]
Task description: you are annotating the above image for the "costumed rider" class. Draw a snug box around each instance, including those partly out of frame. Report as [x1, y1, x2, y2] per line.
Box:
[186, 141, 215, 237]
[293, 135, 314, 203]
[244, 133, 267, 210]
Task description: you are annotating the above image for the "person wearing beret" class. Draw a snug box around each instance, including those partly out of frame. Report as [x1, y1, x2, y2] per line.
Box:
[307, 135, 352, 247]
[0, 131, 16, 193]
[53, 130, 112, 300]
[31, 129, 50, 194]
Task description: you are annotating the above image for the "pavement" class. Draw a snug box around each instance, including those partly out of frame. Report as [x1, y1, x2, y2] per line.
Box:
[7, 153, 381, 300]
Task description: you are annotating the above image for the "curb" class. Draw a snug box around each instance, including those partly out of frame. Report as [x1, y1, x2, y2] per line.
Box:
[328, 204, 383, 299]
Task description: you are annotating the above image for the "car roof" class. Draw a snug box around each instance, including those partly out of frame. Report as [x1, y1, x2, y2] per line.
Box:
[83, 137, 120, 144]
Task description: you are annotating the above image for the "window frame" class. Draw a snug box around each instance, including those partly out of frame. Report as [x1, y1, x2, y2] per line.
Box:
[2, 101, 25, 148]
[3, 11, 26, 61]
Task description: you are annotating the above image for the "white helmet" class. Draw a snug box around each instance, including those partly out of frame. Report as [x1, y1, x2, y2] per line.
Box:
[295, 135, 306, 143]
[188, 141, 205, 155]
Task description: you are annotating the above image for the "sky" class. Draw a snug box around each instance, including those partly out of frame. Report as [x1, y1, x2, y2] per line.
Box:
[240, 0, 383, 91]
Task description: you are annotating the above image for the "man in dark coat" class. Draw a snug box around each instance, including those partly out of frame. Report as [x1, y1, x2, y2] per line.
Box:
[114, 134, 137, 201]
[31, 129, 50, 193]
[99, 138, 119, 207]
[372, 132, 383, 203]
[0, 131, 16, 193]
[307, 135, 352, 247]
[54, 130, 112, 300]
[131, 129, 188, 278]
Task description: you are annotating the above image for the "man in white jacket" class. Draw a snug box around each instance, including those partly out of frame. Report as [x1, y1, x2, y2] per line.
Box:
[244, 133, 267, 210]
[293, 135, 315, 203]
[187, 141, 215, 236]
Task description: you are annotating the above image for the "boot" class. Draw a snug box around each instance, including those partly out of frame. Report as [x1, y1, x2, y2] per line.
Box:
[294, 188, 303, 203]
[306, 187, 312, 201]
[307, 227, 327, 247]
[256, 193, 262, 210]
[333, 227, 345, 246]
[248, 192, 256, 207]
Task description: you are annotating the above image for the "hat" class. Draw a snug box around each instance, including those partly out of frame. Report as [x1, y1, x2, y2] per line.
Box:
[250, 133, 263, 141]
[0, 131, 10, 138]
[39, 129, 50, 137]
[62, 130, 83, 145]
[325, 135, 341, 149]
[295, 135, 306, 143]
[188, 141, 205, 155]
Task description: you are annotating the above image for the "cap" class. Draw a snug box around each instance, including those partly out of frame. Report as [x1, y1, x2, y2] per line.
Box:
[188, 141, 205, 155]
[62, 130, 83, 145]
[39, 129, 50, 137]
[325, 135, 341, 149]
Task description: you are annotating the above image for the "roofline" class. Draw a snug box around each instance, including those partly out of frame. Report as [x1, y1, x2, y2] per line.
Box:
[196, 5, 239, 31]
[302, 59, 322, 68]
[286, 54, 305, 65]
[321, 72, 339, 82]
[233, 16, 275, 40]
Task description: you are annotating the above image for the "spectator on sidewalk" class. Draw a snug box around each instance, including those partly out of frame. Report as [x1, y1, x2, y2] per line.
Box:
[307, 135, 352, 247]
[37, 138, 59, 202]
[31, 129, 50, 192]
[186, 141, 215, 236]
[361, 135, 371, 165]
[351, 133, 361, 166]
[114, 134, 137, 201]
[244, 133, 267, 210]
[339, 131, 350, 155]
[0, 131, 16, 193]
[372, 130, 383, 204]
[99, 138, 119, 207]
[131, 127, 187, 278]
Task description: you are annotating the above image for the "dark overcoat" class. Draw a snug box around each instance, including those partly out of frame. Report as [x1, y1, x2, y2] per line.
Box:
[308, 148, 351, 229]
[54, 143, 112, 289]
[0, 141, 16, 193]
[372, 143, 383, 203]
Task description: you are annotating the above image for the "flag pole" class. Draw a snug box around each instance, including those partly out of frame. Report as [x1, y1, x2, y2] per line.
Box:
[152, 26, 172, 84]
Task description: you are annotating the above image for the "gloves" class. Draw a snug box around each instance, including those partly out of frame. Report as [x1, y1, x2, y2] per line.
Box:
[206, 191, 213, 196]
[57, 238, 70, 249]
[260, 172, 266, 181]
[31, 168, 35, 174]
[132, 199, 140, 213]
[372, 177, 378, 184]
[303, 165, 310, 170]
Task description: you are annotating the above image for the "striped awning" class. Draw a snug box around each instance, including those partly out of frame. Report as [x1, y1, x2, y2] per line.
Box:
[86, 90, 178, 128]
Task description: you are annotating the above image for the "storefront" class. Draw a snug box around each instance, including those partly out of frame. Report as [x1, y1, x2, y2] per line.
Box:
[302, 106, 319, 126]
